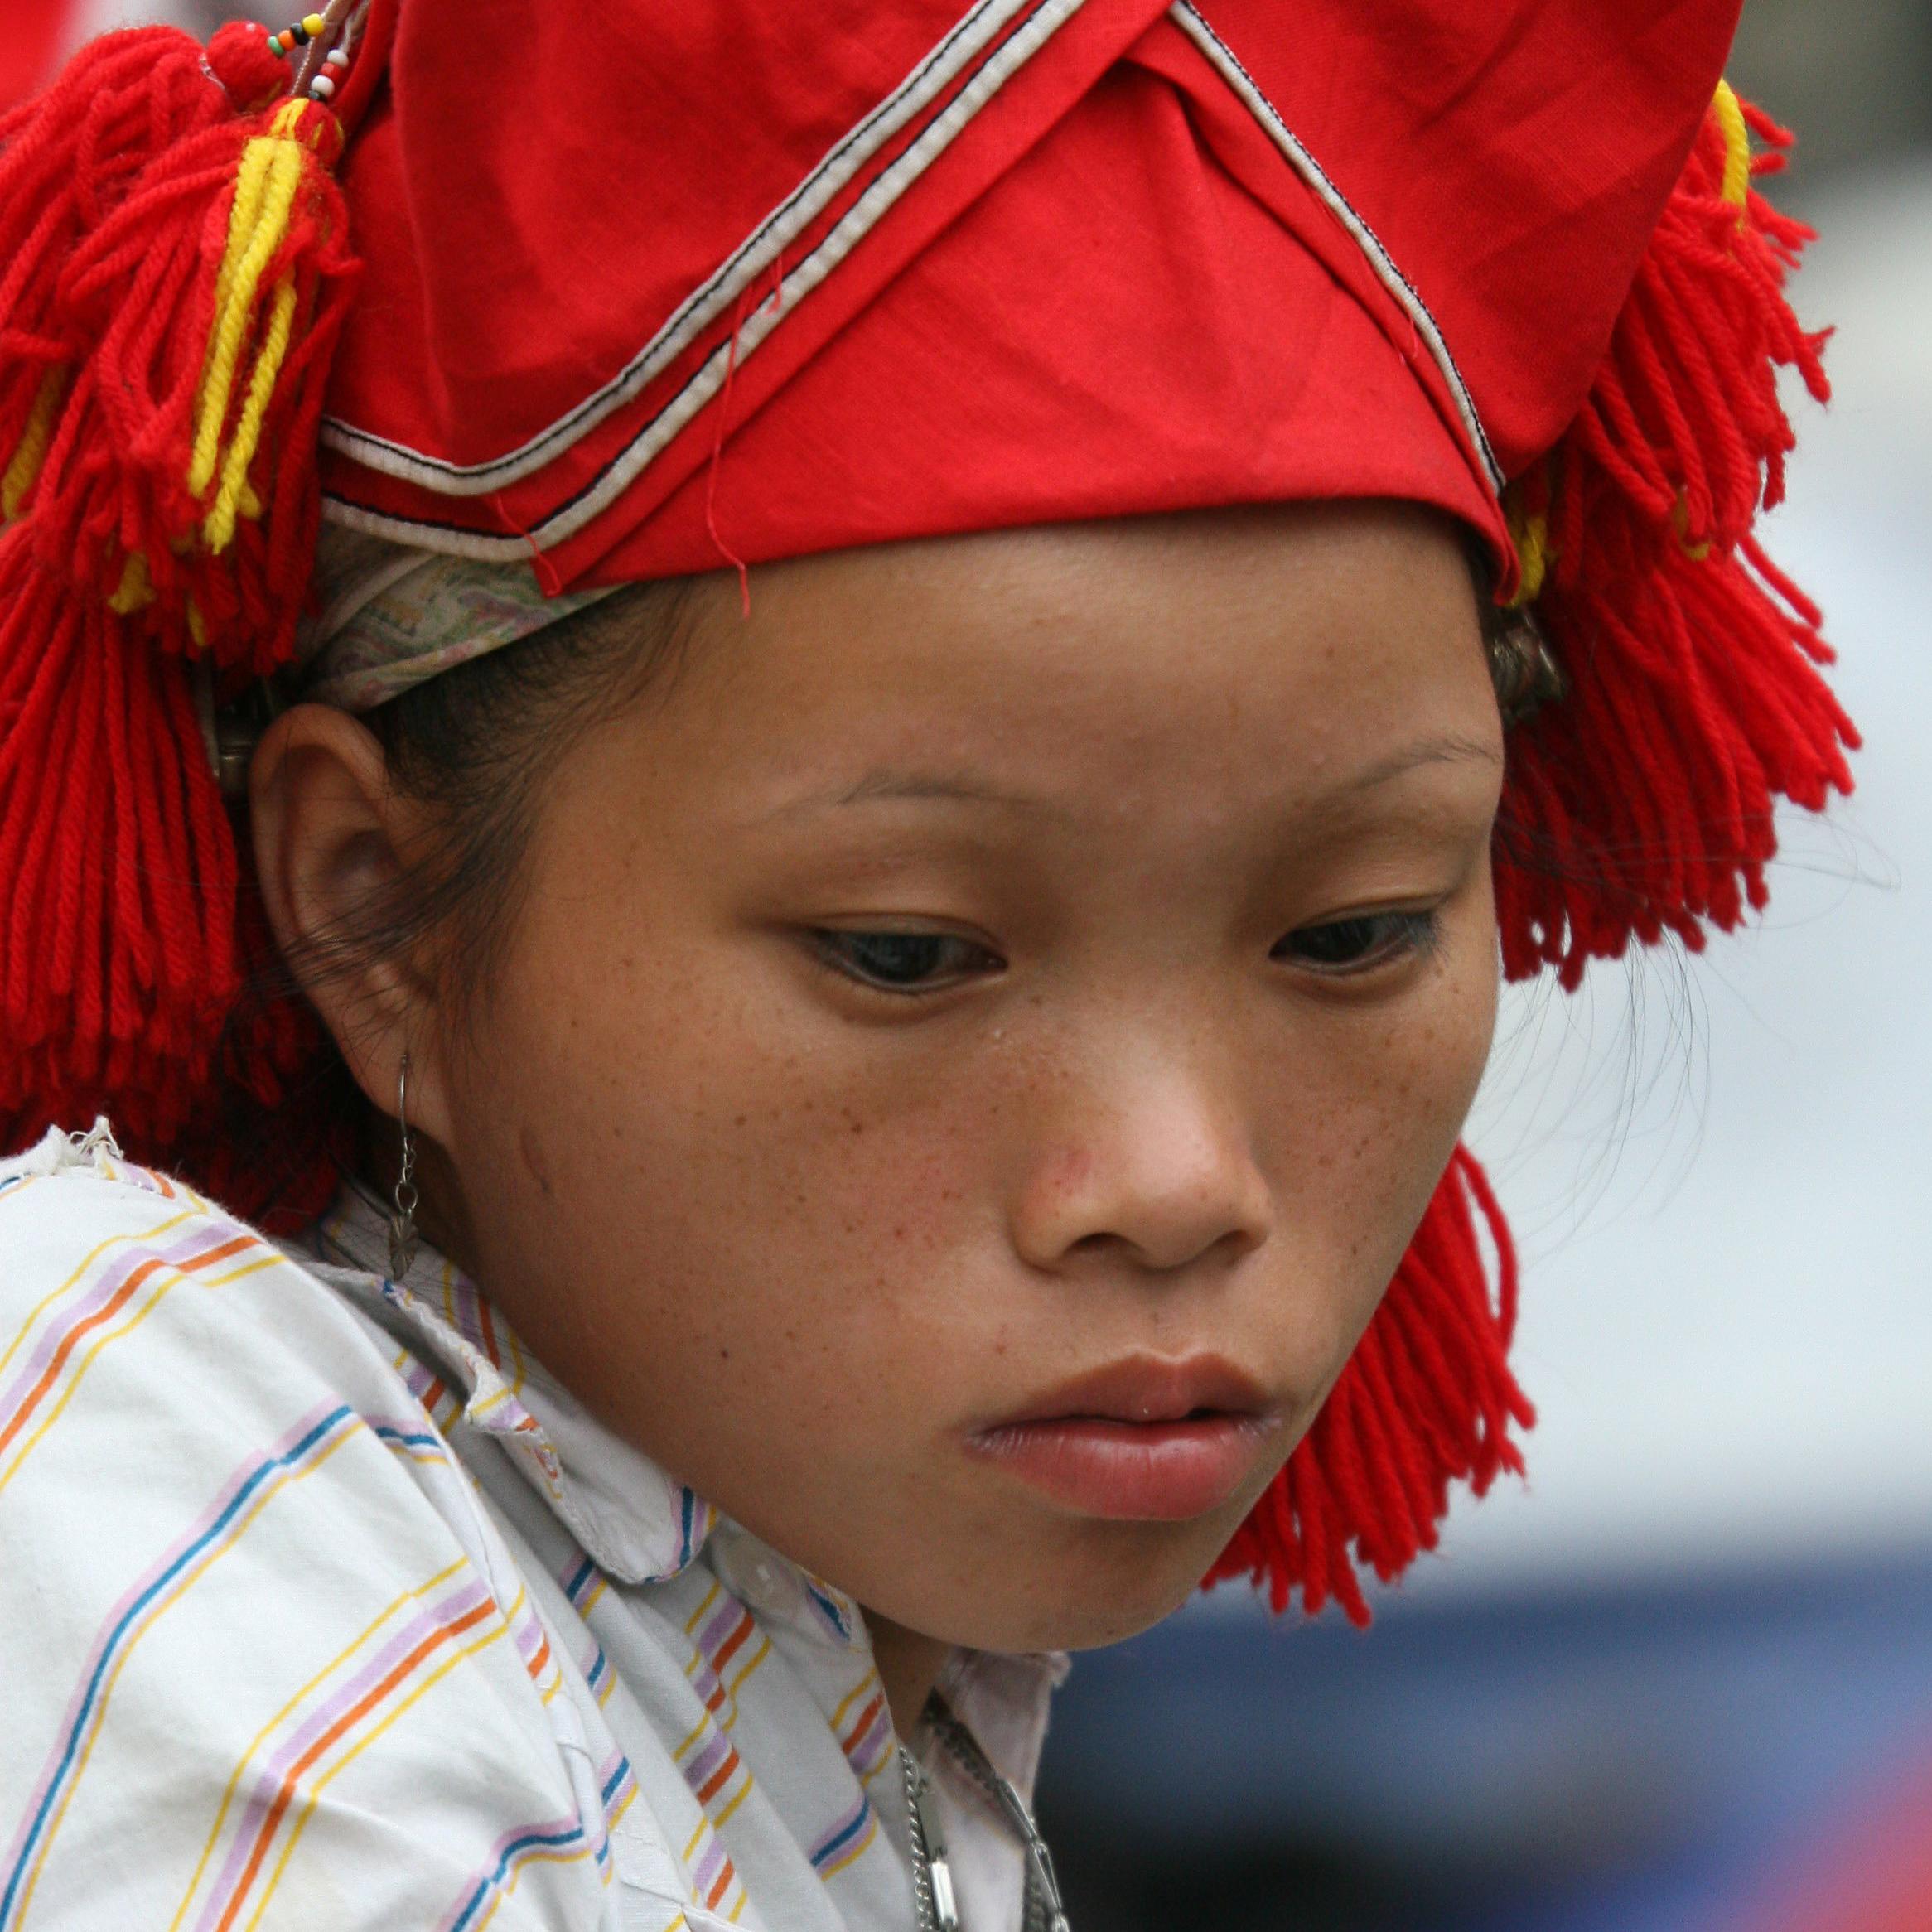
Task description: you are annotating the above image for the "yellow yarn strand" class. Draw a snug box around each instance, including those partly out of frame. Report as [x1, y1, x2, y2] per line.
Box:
[2, 367, 69, 521]
[187, 137, 278, 495]
[1503, 480, 1551, 607]
[108, 551, 155, 616]
[186, 100, 311, 534]
[205, 274, 297, 552]
[1712, 80, 1751, 210]
[1509, 513, 1550, 606]
[1670, 490, 1712, 563]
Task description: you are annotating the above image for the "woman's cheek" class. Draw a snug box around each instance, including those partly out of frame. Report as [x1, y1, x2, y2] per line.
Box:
[1282, 958, 1499, 1300]
[589, 1015, 995, 1364]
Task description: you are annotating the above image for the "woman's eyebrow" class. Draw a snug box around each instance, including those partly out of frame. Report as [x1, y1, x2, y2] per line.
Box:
[758, 770, 1051, 821]
[760, 733, 1499, 825]
[1335, 732, 1503, 797]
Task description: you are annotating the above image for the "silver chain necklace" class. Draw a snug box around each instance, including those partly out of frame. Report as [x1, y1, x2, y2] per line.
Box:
[901, 1696, 1070, 1932]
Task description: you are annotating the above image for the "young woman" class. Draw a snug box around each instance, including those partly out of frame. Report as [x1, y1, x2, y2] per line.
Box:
[0, 1, 1853, 1927]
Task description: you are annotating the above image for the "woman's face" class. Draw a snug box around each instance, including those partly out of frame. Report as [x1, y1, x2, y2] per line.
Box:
[367, 503, 1504, 1654]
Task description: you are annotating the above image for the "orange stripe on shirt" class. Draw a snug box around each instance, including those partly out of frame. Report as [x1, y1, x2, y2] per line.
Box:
[709, 1611, 754, 1676]
[0, 1234, 254, 1458]
[476, 1293, 501, 1369]
[212, 1596, 496, 1932]
[841, 1693, 885, 1755]
[694, 1747, 741, 1807]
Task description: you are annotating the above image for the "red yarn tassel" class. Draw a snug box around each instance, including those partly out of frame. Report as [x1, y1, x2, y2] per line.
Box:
[0, 563, 236, 1144]
[1202, 1146, 1535, 1625]
[1495, 89, 1857, 988]
[0, 23, 358, 1169]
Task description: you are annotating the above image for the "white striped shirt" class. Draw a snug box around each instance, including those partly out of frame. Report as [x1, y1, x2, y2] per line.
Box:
[0, 1123, 1059, 1930]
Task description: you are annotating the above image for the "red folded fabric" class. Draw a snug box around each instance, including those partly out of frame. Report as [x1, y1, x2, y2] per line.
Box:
[319, 0, 1732, 592]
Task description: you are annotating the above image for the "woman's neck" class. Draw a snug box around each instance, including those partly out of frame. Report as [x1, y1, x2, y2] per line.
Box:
[864, 1611, 954, 1740]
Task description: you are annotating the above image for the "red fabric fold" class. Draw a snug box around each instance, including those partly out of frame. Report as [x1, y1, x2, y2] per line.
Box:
[319, 0, 1742, 587]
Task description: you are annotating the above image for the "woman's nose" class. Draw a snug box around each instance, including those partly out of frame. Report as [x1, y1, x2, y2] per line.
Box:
[1008, 1046, 1273, 1277]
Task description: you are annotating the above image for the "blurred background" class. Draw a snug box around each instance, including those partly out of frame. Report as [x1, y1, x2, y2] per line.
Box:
[7, 3, 1927, 1928]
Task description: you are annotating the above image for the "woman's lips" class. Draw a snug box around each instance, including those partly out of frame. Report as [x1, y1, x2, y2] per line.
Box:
[967, 1413, 1282, 1519]
[963, 1355, 1282, 1521]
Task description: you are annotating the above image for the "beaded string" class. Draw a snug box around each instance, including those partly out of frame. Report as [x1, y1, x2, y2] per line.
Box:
[265, 0, 355, 100]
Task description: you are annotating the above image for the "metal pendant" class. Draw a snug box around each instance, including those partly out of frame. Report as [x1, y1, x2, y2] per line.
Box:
[902, 1746, 961, 1932]
[926, 1697, 1073, 1932]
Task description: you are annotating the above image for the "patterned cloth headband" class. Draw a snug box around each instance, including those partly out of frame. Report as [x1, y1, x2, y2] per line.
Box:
[297, 526, 622, 712]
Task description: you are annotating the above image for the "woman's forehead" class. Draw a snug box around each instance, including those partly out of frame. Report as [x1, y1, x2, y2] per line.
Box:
[692, 506, 1482, 709]
[589, 508, 1499, 835]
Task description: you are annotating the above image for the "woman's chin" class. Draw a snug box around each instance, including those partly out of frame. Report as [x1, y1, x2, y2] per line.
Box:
[896, 1525, 1244, 1657]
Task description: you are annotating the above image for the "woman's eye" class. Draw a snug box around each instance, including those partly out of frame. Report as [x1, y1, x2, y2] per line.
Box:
[811, 930, 1002, 993]
[1273, 910, 1438, 974]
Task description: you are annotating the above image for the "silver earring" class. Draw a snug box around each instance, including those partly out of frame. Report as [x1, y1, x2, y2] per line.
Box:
[389, 1051, 420, 1279]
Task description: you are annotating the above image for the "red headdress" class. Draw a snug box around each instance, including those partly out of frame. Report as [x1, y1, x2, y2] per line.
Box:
[0, 0, 1854, 1622]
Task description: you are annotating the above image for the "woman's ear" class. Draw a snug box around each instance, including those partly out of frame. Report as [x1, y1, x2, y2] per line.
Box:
[249, 703, 456, 1146]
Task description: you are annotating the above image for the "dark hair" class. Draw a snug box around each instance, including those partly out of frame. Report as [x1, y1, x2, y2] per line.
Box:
[1468, 534, 1566, 728]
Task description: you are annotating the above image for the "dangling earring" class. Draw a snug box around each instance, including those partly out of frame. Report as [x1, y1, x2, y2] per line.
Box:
[389, 1050, 420, 1279]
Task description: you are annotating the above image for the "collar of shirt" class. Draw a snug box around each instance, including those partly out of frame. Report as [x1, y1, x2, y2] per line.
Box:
[302, 1179, 741, 1594]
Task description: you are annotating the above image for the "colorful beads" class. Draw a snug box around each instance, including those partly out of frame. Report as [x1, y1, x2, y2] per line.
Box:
[307, 44, 349, 98]
[262, 7, 350, 99]
[265, 12, 330, 57]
